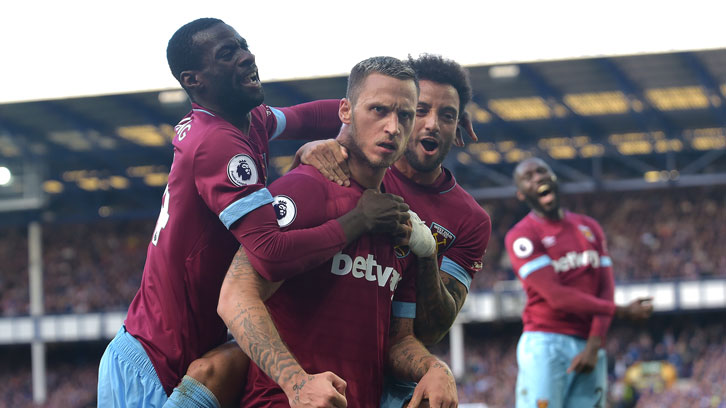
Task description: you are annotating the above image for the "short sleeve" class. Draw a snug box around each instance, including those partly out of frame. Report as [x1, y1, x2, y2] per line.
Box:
[505, 226, 552, 280]
[193, 126, 272, 229]
[440, 210, 491, 291]
[392, 258, 417, 319]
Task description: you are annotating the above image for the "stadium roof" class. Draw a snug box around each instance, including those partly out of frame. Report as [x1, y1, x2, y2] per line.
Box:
[1, 49, 726, 220]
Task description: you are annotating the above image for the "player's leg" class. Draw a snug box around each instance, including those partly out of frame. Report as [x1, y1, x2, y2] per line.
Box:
[98, 326, 168, 407]
[563, 346, 607, 408]
[165, 340, 250, 408]
[515, 332, 569, 408]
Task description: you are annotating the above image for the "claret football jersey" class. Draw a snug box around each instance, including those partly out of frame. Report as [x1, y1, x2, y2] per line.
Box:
[240, 165, 417, 408]
[383, 165, 490, 290]
[125, 103, 281, 393]
[505, 211, 612, 338]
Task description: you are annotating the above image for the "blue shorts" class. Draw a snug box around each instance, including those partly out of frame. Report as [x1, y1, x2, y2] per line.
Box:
[98, 326, 168, 407]
[380, 375, 416, 408]
[516, 331, 607, 408]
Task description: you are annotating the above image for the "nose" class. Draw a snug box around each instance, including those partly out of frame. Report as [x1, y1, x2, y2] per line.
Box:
[384, 113, 400, 137]
[533, 169, 549, 184]
[237, 49, 256, 67]
[422, 111, 439, 135]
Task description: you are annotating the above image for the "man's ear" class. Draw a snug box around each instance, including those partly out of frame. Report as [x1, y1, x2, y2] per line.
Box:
[339, 98, 352, 124]
[180, 71, 201, 91]
[516, 190, 525, 202]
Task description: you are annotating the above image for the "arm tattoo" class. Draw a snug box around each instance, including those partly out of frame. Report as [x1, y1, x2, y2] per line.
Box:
[413, 256, 459, 344]
[220, 249, 301, 390]
[441, 273, 468, 312]
[388, 317, 448, 381]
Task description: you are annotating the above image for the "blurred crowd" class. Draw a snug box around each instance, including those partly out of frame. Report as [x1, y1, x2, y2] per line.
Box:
[1, 219, 151, 316]
[2, 315, 725, 407]
[1, 185, 725, 316]
[471, 185, 726, 291]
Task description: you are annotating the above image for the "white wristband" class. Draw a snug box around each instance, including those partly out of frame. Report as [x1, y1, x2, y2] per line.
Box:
[408, 210, 436, 257]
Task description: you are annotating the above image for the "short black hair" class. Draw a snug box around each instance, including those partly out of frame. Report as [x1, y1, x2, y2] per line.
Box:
[167, 18, 225, 83]
[346, 56, 419, 104]
[408, 54, 472, 118]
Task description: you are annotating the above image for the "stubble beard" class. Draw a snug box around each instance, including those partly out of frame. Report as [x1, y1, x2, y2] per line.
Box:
[345, 115, 394, 170]
[402, 136, 452, 173]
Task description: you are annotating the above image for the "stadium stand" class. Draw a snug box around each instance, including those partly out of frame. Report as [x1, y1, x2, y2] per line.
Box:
[1, 185, 724, 318]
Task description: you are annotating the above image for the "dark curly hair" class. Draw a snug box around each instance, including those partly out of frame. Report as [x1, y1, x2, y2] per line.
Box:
[408, 54, 472, 118]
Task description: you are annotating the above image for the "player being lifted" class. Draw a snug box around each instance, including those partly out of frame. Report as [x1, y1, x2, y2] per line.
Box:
[505, 157, 653, 408]
[97, 18, 410, 407]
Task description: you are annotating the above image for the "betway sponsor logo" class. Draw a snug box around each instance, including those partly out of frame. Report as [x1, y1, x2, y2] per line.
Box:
[552, 250, 600, 273]
[331, 252, 402, 291]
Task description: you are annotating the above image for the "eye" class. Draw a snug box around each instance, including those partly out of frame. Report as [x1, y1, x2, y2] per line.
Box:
[372, 106, 387, 114]
[416, 107, 428, 116]
[442, 112, 457, 123]
[399, 111, 413, 121]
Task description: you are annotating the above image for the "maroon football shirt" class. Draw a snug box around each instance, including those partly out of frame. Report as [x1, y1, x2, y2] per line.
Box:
[383, 166, 490, 290]
[125, 101, 343, 394]
[240, 165, 417, 408]
[505, 211, 615, 339]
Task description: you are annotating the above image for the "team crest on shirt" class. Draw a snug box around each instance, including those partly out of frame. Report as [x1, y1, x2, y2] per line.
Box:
[227, 154, 259, 186]
[512, 237, 534, 258]
[578, 225, 595, 243]
[430, 222, 455, 254]
[272, 195, 296, 227]
[536, 400, 549, 408]
[470, 260, 483, 271]
[542, 235, 556, 248]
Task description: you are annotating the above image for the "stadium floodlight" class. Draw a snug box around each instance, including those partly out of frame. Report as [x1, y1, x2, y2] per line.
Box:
[489, 65, 520, 79]
[158, 90, 188, 104]
[0, 166, 11, 186]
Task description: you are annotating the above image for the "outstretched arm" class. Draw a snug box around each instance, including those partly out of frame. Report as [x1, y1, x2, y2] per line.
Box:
[217, 248, 347, 407]
[272, 100, 342, 141]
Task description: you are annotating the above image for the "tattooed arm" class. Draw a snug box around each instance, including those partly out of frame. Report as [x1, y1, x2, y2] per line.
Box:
[413, 254, 466, 346]
[387, 316, 458, 408]
[217, 247, 347, 408]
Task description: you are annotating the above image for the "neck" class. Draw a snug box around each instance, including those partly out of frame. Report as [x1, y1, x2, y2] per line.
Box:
[194, 98, 252, 134]
[393, 158, 442, 185]
[347, 158, 387, 190]
[534, 207, 564, 221]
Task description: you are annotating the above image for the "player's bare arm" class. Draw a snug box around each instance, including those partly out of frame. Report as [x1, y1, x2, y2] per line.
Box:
[218, 248, 347, 408]
[413, 255, 459, 346]
[387, 317, 458, 408]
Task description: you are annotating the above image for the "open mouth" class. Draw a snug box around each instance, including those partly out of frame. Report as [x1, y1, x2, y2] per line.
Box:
[378, 141, 396, 152]
[537, 183, 556, 206]
[240, 70, 260, 85]
[420, 138, 439, 152]
[537, 184, 552, 197]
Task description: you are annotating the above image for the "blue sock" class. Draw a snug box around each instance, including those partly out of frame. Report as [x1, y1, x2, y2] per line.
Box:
[164, 375, 221, 408]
